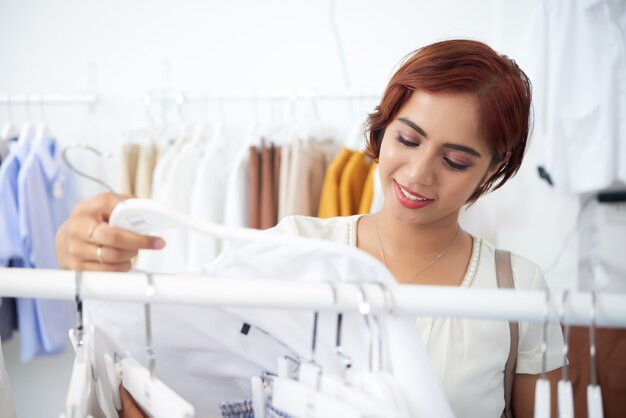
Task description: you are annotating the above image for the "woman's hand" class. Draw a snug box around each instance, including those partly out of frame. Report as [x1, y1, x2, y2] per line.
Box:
[119, 385, 148, 418]
[55, 192, 165, 272]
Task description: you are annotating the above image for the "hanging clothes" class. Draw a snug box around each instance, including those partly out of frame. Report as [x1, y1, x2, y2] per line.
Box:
[223, 142, 250, 229]
[134, 142, 159, 199]
[317, 147, 353, 218]
[247, 145, 261, 229]
[520, 0, 626, 193]
[277, 144, 291, 220]
[85, 223, 454, 418]
[259, 139, 277, 229]
[339, 151, 371, 216]
[358, 162, 377, 215]
[0, 337, 17, 418]
[8, 137, 77, 361]
[369, 165, 384, 213]
[188, 138, 230, 271]
[137, 139, 204, 274]
[117, 143, 140, 195]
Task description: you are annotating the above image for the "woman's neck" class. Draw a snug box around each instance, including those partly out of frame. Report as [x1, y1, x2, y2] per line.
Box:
[375, 208, 461, 261]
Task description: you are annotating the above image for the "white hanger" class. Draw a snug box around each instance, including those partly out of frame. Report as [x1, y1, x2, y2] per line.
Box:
[35, 94, 51, 143]
[1, 94, 19, 141]
[64, 272, 95, 418]
[17, 100, 34, 149]
[587, 291, 604, 418]
[534, 290, 551, 418]
[557, 290, 574, 418]
[103, 272, 196, 418]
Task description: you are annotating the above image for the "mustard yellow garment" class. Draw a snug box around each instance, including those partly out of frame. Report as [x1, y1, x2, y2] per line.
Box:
[339, 151, 371, 216]
[317, 147, 353, 218]
[358, 162, 377, 214]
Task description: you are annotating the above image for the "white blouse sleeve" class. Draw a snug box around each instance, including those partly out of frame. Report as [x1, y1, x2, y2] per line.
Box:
[516, 262, 565, 374]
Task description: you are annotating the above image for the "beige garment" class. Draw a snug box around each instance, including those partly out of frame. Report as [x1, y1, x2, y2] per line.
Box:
[134, 142, 159, 198]
[259, 140, 277, 229]
[118, 143, 140, 195]
[247, 146, 261, 229]
[282, 140, 331, 217]
[277, 143, 291, 220]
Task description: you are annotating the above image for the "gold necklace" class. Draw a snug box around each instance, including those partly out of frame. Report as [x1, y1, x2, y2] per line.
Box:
[374, 214, 460, 283]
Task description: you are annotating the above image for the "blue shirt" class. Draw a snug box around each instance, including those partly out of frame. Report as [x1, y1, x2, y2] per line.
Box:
[16, 137, 78, 362]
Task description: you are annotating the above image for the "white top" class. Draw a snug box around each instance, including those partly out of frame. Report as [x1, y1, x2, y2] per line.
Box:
[273, 215, 565, 418]
[88, 219, 454, 418]
[520, 0, 626, 193]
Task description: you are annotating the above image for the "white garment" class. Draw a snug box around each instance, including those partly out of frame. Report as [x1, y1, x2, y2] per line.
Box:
[223, 145, 249, 228]
[520, 0, 626, 193]
[85, 223, 453, 418]
[187, 139, 229, 271]
[0, 337, 17, 418]
[274, 215, 565, 418]
[137, 140, 204, 274]
[277, 143, 291, 221]
[369, 165, 384, 213]
[135, 142, 158, 199]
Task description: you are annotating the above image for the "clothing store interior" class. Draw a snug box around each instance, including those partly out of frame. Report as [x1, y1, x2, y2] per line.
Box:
[1, 0, 625, 417]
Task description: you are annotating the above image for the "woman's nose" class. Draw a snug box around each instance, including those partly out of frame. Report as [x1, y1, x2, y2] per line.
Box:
[407, 150, 436, 186]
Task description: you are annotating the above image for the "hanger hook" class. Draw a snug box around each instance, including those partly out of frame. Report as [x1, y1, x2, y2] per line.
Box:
[39, 94, 46, 124]
[540, 290, 550, 380]
[589, 291, 598, 387]
[75, 271, 85, 347]
[61, 144, 125, 204]
[354, 283, 377, 371]
[559, 290, 571, 382]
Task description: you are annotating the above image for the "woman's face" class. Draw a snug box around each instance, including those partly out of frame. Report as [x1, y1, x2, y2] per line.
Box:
[378, 90, 498, 227]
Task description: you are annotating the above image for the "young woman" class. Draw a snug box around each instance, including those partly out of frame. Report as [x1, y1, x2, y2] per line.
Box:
[55, 40, 564, 418]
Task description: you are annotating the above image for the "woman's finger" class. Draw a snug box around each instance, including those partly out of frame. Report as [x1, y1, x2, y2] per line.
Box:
[68, 260, 132, 273]
[118, 385, 147, 418]
[68, 242, 138, 265]
[69, 217, 164, 251]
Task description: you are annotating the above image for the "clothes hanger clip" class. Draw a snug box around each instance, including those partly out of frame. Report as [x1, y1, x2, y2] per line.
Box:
[557, 290, 574, 418]
[534, 290, 551, 418]
[587, 291, 604, 418]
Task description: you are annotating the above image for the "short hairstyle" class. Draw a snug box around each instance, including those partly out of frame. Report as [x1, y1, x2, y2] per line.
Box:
[365, 39, 532, 203]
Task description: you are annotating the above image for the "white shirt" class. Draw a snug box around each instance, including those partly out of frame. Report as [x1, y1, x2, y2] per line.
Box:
[86, 223, 453, 418]
[520, 0, 626, 193]
[274, 215, 565, 418]
[188, 139, 229, 271]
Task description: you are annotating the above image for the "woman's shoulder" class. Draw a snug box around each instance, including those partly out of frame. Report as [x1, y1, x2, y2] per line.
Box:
[272, 214, 363, 245]
[476, 236, 547, 291]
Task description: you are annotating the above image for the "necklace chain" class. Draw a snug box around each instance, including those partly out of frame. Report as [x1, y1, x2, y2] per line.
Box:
[374, 214, 460, 283]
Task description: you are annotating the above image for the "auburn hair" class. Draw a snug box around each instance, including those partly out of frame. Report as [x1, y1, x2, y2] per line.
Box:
[365, 39, 532, 203]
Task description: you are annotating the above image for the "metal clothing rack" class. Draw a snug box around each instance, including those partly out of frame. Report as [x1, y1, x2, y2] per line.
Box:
[0, 93, 98, 107]
[144, 89, 380, 104]
[1, 268, 625, 328]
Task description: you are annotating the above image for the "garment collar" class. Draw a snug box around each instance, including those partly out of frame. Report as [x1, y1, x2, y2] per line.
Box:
[33, 137, 60, 180]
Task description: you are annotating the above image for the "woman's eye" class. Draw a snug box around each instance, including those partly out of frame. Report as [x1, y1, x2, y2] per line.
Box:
[444, 158, 470, 171]
[396, 135, 418, 147]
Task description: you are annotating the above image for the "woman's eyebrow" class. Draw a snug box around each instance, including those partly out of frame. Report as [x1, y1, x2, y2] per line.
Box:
[443, 143, 482, 158]
[398, 117, 427, 137]
[398, 116, 482, 158]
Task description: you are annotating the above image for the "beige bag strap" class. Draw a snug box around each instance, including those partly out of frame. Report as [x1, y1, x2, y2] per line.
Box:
[496, 249, 518, 418]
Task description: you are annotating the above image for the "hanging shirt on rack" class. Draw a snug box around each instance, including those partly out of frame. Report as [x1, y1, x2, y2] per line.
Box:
[317, 147, 352, 218]
[359, 162, 377, 215]
[118, 143, 140, 195]
[188, 138, 230, 271]
[0, 141, 29, 344]
[224, 141, 250, 229]
[259, 140, 278, 229]
[247, 145, 261, 229]
[0, 336, 17, 418]
[17, 137, 78, 361]
[137, 140, 204, 274]
[520, 0, 626, 193]
[134, 142, 159, 199]
[339, 151, 371, 216]
[85, 221, 453, 418]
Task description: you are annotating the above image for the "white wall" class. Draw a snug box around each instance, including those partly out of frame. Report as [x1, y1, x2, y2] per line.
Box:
[2, 0, 622, 416]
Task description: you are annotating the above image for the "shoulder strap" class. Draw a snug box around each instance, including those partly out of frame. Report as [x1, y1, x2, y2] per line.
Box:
[495, 249, 518, 418]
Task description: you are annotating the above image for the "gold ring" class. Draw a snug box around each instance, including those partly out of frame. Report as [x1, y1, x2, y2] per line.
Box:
[88, 222, 101, 242]
[96, 246, 104, 264]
